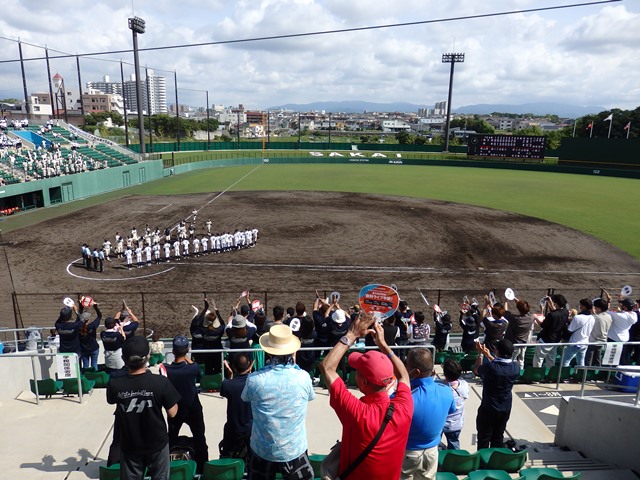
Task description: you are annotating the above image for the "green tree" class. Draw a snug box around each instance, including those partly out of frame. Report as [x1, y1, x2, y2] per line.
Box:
[395, 131, 411, 144]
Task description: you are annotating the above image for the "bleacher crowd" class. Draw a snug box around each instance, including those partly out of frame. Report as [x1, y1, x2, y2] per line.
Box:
[29, 287, 638, 479]
[0, 120, 134, 185]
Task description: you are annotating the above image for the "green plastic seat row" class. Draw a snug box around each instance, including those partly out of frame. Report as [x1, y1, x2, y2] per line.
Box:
[439, 448, 527, 475]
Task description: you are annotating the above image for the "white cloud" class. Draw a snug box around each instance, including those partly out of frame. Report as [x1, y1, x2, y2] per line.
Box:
[0, 0, 638, 110]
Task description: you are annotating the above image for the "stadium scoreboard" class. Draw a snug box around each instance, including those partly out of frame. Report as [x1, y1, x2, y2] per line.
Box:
[467, 134, 546, 159]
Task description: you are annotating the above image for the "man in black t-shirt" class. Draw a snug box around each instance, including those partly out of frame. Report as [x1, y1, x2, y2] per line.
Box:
[107, 336, 180, 480]
[161, 336, 209, 473]
[220, 353, 254, 460]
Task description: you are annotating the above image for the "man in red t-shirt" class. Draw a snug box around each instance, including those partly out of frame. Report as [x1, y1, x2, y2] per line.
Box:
[320, 312, 414, 480]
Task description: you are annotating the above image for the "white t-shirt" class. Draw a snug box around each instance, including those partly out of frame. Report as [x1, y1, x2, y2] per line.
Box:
[607, 310, 637, 342]
[567, 313, 595, 344]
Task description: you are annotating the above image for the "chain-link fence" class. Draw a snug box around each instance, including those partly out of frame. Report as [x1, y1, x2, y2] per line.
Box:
[9, 285, 619, 339]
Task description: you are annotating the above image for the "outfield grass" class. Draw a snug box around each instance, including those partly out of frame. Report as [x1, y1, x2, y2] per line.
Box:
[3, 163, 639, 260]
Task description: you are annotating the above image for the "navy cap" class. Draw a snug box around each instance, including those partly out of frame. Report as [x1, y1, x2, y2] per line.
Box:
[172, 335, 189, 349]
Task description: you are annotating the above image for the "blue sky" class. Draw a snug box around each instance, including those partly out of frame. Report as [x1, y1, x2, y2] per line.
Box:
[0, 0, 638, 110]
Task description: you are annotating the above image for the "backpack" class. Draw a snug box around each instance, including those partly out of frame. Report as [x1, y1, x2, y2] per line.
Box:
[170, 435, 195, 461]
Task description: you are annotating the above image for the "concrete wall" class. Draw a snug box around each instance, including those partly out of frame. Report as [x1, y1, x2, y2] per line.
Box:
[555, 396, 640, 471]
[0, 351, 58, 400]
[1, 160, 164, 207]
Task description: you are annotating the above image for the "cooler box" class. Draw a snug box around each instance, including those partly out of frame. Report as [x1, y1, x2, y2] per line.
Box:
[614, 367, 640, 393]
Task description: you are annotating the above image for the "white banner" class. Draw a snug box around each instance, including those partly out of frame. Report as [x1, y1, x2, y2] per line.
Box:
[602, 343, 623, 366]
[56, 353, 78, 379]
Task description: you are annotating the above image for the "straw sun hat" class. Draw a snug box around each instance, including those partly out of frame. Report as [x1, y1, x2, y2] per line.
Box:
[259, 324, 301, 356]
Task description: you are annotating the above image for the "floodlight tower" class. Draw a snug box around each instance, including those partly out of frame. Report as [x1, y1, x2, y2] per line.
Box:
[442, 52, 465, 153]
[129, 16, 146, 156]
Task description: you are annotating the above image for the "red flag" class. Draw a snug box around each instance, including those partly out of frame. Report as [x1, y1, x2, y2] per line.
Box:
[586, 122, 593, 130]
[624, 122, 631, 130]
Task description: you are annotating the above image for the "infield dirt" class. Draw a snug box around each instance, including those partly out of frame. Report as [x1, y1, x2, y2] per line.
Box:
[1, 191, 638, 337]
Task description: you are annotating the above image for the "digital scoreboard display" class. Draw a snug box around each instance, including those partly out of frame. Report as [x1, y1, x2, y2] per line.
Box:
[467, 135, 546, 159]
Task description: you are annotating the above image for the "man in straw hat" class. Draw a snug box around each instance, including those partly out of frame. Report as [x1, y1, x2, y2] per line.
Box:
[241, 324, 315, 479]
[319, 312, 414, 480]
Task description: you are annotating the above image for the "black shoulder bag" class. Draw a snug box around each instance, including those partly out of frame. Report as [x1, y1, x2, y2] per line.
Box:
[321, 402, 395, 480]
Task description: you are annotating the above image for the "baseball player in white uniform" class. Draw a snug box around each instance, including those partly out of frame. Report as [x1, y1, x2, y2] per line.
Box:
[163, 242, 171, 262]
[205, 219, 212, 234]
[153, 243, 161, 264]
[193, 237, 200, 257]
[124, 247, 133, 269]
[182, 238, 190, 257]
[173, 239, 181, 259]
[201, 236, 208, 255]
[115, 233, 124, 257]
[102, 239, 112, 261]
[134, 245, 143, 268]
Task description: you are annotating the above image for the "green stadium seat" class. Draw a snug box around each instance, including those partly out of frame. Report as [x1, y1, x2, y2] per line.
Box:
[29, 379, 63, 398]
[478, 448, 527, 472]
[438, 449, 480, 475]
[545, 366, 573, 383]
[518, 367, 547, 384]
[308, 454, 326, 478]
[199, 373, 223, 391]
[98, 463, 120, 480]
[202, 458, 244, 480]
[169, 459, 196, 480]
[84, 370, 110, 388]
[518, 467, 581, 479]
[460, 351, 479, 372]
[61, 377, 96, 395]
[466, 470, 514, 480]
[436, 473, 459, 480]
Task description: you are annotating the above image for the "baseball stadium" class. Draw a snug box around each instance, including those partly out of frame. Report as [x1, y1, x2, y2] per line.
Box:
[1, 2, 640, 479]
[0, 130, 639, 479]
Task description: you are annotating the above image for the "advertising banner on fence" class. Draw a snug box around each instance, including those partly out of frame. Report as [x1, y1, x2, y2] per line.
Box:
[358, 284, 400, 320]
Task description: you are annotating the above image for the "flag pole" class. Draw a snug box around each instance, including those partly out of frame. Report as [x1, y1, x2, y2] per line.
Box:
[627, 122, 631, 140]
[607, 114, 613, 139]
[590, 122, 593, 138]
[572, 119, 577, 137]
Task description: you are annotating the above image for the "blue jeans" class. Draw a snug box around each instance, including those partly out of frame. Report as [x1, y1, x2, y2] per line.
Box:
[563, 344, 587, 367]
[443, 430, 461, 450]
[81, 349, 99, 370]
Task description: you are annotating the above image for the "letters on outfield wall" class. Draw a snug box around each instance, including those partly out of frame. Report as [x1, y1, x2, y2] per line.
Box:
[309, 152, 403, 158]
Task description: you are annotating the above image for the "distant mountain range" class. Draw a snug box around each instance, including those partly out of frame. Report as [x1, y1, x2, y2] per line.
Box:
[268, 100, 604, 118]
[454, 102, 605, 118]
[268, 100, 428, 114]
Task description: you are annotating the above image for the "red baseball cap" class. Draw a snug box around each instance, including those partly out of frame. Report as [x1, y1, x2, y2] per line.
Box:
[348, 351, 394, 386]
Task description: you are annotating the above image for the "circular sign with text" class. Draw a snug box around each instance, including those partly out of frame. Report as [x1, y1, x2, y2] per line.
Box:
[358, 284, 400, 320]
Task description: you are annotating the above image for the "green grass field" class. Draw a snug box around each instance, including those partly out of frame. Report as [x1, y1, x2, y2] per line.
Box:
[3, 163, 639, 260]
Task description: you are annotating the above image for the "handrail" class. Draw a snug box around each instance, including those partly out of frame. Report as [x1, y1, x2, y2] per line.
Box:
[573, 365, 640, 406]
[1, 351, 82, 405]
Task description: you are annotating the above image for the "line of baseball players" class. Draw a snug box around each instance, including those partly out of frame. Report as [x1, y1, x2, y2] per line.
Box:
[80, 220, 259, 272]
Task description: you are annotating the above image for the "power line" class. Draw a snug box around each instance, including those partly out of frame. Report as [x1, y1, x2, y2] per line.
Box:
[0, 0, 621, 65]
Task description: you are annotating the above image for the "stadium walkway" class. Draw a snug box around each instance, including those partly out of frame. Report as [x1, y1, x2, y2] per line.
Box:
[3, 369, 636, 479]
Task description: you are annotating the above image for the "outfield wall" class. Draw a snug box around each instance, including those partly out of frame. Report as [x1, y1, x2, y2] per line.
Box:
[0, 161, 164, 209]
[2, 145, 639, 211]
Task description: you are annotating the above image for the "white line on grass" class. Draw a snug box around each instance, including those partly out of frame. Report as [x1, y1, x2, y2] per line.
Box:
[204, 164, 263, 206]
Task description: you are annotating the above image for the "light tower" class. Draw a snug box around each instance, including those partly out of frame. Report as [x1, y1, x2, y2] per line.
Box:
[442, 52, 465, 153]
[128, 16, 146, 156]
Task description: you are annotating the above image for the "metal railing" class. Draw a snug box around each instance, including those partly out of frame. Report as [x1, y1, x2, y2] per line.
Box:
[0, 351, 83, 405]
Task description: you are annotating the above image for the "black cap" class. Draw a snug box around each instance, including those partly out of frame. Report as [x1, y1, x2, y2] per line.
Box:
[620, 298, 634, 310]
[122, 336, 149, 360]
